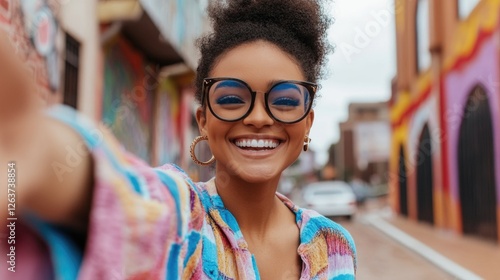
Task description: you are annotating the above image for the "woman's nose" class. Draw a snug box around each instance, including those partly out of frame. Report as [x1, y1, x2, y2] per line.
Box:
[242, 95, 274, 128]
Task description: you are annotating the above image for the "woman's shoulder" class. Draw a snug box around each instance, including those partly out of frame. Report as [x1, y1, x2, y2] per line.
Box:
[277, 193, 356, 259]
[299, 208, 356, 256]
[300, 208, 355, 245]
[297, 208, 357, 275]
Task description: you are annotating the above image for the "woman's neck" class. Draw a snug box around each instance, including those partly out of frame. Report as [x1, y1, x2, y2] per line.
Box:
[214, 170, 284, 238]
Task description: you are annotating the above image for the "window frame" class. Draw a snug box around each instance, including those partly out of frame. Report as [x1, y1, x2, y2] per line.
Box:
[63, 32, 81, 109]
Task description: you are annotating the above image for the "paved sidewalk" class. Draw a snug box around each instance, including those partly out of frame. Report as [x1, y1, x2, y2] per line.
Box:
[365, 206, 500, 280]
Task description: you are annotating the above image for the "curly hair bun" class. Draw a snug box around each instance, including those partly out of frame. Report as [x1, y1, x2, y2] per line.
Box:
[210, 0, 331, 66]
[195, 0, 332, 103]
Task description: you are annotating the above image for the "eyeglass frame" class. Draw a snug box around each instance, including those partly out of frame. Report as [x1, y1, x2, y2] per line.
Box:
[201, 77, 318, 124]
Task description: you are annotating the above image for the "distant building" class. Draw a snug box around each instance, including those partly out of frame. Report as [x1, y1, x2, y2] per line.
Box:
[332, 101, 390, 185]
[283, 149, 318, 188]
[391, 0, 499, 243]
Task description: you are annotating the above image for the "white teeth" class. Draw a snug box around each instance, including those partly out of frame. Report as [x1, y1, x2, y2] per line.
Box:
[251, 139, 258, 147]
[257, 140, 264, 148]
[235, 139, 279, 149]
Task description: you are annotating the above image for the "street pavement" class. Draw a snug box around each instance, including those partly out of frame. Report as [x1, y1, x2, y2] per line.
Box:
[339, 197, 500, 280]
[340, 218, 452, 279]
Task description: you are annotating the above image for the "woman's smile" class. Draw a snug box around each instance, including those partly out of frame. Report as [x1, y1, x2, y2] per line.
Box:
[233, 137, 281, 150]
[230, 136, 284, 159]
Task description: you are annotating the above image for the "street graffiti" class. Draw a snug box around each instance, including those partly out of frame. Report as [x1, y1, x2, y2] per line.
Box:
[32, 6, 57, 56]
[24, 1, 59, 91]
[156, 79, 181, 165]
[0, 0, 60, 97]
[102, 37, 154, 163]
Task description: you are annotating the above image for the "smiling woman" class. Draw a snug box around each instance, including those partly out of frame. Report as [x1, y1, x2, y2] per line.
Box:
[0, 0, 356, 279]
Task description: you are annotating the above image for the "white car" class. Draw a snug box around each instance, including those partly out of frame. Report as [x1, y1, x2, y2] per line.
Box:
[302, 181, 357, 219]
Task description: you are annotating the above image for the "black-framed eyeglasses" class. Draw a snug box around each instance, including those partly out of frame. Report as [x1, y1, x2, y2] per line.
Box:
[202, 77, 317, 124]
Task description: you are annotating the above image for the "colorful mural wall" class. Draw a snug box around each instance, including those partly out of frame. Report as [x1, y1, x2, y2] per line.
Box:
[154, 77, 196, 169]
[442, 2, 500, 242]
[0, 0, 61, 104]
[390, 0, 500, 243]
[155, 78, 181, 165]
[102, 37, 154, 163]
[390, 70, 444, 225]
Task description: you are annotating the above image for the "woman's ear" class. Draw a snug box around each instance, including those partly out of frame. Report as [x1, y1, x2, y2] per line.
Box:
[306, 109, 315, 135]
[196, 107, 207, 135]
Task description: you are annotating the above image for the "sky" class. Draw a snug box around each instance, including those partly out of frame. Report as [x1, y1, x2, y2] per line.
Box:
[309, 0, 397, 165]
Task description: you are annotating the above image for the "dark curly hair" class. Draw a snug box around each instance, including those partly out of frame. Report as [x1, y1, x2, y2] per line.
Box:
[195, 0, 332, 104]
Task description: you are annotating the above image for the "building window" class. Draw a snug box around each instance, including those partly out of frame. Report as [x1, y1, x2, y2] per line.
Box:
[63, 33, 80, 109]
[458, 0, 480, 19]
[398, 145, 408, 217]
[416, 0, 431, 72]
[416, 124, 434, 225]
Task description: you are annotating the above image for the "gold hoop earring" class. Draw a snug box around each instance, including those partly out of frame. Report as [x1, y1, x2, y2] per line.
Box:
[303, 136, 311, 152]
[190, 135, 215, 166]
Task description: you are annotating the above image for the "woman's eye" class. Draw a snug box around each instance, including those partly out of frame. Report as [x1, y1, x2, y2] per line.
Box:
[216, 95, 245, 105]
[272, 97, 300, 107]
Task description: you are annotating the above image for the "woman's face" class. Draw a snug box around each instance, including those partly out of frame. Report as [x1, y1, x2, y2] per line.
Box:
[196, 40, 314, 184]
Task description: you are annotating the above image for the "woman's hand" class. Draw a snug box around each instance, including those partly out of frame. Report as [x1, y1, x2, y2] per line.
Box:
[0, 30, 93, 231]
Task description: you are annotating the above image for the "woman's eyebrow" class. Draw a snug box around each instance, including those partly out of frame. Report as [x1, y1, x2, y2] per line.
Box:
[214, 80, 246, 90]
[267, 80, 283, 88]
[272, 83, 300, 91]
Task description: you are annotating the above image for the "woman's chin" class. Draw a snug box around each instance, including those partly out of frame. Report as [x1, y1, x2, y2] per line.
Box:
[236, 166, 282, 184]
[217, 163, 281, 185]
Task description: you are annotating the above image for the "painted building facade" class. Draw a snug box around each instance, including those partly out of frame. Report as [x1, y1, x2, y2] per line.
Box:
[1, 0, 210, 177]
[98, 0, 208, 171]
[0, 0, 100, 115]
[99, 0, 209, 171]
[390, 0, 500, 243]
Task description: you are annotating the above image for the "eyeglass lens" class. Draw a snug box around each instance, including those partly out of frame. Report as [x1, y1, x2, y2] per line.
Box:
[208, 79, 311, 122]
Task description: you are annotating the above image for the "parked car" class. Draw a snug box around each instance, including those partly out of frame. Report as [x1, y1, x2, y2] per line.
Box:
[302, 181, 357, 220]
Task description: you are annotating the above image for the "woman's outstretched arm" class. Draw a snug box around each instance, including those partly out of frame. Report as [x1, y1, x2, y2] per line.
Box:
[1, 30, 198, 279]
[0, 30, 94, 232]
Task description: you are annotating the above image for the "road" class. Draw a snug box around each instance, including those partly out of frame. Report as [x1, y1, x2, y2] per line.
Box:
[327, 196, 455, 280]
[336, 216, 453, 279]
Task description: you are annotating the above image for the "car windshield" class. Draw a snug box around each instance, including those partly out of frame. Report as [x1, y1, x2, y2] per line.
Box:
[313, 189, 344, 195]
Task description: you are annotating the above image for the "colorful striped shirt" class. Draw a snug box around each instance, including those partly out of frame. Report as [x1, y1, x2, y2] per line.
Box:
[3, 106, 356, 279]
